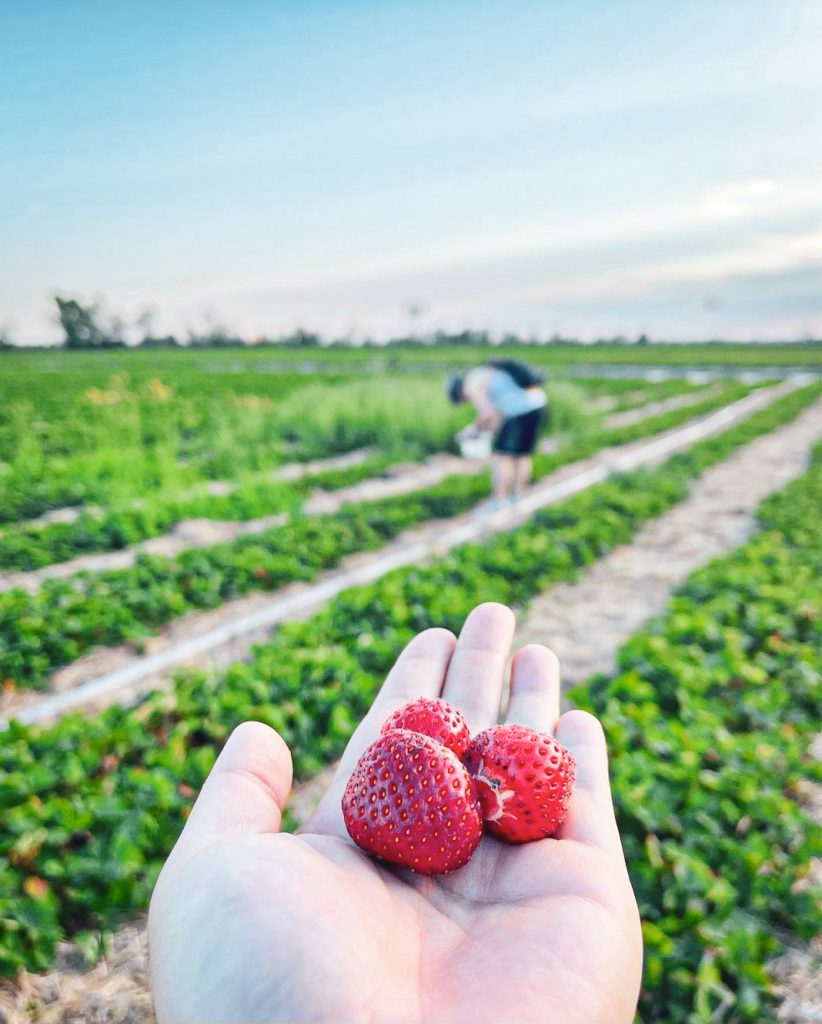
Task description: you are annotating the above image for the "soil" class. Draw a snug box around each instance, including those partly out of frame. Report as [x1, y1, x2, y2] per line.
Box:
[603, 382, 721, 429]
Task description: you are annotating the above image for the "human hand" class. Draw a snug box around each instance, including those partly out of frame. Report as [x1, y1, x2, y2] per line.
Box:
[149, 603, 643, 1023]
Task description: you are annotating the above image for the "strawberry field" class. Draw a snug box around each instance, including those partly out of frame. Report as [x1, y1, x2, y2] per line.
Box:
[0, 346, 820, 1024]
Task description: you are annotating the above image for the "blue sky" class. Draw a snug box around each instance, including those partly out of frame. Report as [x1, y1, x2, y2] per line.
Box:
[2, 0, 822, 343]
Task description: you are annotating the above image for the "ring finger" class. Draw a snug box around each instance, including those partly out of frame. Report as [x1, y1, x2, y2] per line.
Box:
[504, 643, 561, 733]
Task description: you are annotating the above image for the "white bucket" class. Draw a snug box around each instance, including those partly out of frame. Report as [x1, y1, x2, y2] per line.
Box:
[458, 430, 493, 459]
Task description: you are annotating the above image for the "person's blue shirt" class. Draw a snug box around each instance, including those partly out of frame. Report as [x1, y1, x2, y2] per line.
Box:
[487, 369, 546, 418]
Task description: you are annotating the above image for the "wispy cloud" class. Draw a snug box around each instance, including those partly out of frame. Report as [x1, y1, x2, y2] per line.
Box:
[227, 178, 822, 299]
[697, 178, 783, 219]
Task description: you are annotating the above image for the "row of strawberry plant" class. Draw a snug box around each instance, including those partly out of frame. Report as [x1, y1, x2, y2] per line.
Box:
[0, 369, 475, 525]
[4, 365, 607, 524]
[0, 370, 327, 524]
[0, 382, 758, 688]
[0, 377, 748, 582]
[0, 378, 724, 571]
[0, 371, 615, 567]
[576, 376, 708, 409]
[568, 450, 822, 1023]
[0, 449, 398, 572]
[0, 386, 818, 974]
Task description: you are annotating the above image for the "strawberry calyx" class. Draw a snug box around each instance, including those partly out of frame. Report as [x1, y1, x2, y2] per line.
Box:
[463, 724, 576, 842]
[470, 758, 515, 822]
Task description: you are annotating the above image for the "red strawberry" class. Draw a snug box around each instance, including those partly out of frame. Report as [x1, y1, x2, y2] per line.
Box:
[342, 729, 483, 874]
[463, 724, 576, 843]
[381, 697, 471, 759]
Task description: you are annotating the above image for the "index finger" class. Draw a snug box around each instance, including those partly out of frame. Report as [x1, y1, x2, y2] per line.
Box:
[440, 602, 516, 733]
[301, 626, 456, 837]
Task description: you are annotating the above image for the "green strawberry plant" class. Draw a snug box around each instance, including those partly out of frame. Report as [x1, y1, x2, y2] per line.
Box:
[0, 381, 747, 571]
[570, 452, 822, 1022]
[0, 388, 819, 990]
[0, 382, 770, 688]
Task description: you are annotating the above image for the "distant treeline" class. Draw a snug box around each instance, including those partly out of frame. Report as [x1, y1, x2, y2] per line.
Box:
[1, 295, 821, 351]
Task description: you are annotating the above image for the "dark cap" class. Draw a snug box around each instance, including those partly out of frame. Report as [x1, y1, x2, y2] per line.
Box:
[446, 374, 465, 403]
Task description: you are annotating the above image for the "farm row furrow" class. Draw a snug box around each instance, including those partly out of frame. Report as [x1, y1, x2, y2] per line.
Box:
[0, 383, 817, 976]
[8, 365, 671, 531]
[0, 385, 760, 695]
[0, 379, 729, 575]
[568, 450, 822, 1024]
[2, 390, 818, 1024]
[0, 448, 397, 576]
[0, 455, 471, 592]
[0, 384, 706, 588]
[0, 446, 377, 536]
[602, 381, 723, 428]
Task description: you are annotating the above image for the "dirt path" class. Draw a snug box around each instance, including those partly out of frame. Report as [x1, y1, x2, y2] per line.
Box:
[0, 387, 719, 593]
[512, 400, 822, 1024]
[0, 449, 375, 541]
[3, 394, 818, 1024]
[602, 382, 721, 429]
[513, 397, 821, 683]
[1, 384, 790, 727]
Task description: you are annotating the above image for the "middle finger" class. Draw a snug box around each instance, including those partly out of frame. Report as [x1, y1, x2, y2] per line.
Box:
[440, 602, 516, 733]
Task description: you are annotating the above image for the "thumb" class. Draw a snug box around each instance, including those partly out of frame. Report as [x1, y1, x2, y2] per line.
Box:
[171, 721, 293, 863]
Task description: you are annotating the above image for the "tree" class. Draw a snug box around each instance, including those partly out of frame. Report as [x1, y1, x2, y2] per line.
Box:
[54, 296, 124, 348]
[187, 309, 244, 347]
[0, 323, 15, 350]
[282, 328, 320, 348]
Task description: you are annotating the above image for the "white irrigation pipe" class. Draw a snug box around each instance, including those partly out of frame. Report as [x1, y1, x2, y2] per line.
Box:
[602, 383, 724, 430]
[3, 380, 798, 729]
[276, 447, 375, 481]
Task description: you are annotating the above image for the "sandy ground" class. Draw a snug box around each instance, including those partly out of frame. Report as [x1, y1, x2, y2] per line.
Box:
[513, 397, 821, 684]
[1, 396, 818, 1024]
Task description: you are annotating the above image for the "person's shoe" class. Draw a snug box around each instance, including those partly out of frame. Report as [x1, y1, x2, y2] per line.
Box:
[475, 498, 504, 516]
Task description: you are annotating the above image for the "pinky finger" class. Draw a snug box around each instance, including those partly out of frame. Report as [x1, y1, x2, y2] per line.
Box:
[554, 709, 623, 858]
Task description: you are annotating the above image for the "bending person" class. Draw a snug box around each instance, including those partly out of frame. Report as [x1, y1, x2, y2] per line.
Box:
[448, 360, 547, 505]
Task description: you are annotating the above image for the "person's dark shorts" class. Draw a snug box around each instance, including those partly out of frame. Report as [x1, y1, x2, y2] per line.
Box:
[493, 407, 545, 456]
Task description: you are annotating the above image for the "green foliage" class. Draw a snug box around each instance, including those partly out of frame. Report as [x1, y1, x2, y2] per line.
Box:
[0, 472, 495, 688]
[570, 458, 822, 1022]
[0, 377, 746, 577]
[0, 381, 767, 686]
[0, 376, 693, 570]
[0, 391, 819, 980]
[0, 452, 398, 571]
[0, 344, 751, 527]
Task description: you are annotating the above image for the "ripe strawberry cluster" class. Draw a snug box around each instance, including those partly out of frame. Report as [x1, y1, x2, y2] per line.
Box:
[342, 697, 576, 875]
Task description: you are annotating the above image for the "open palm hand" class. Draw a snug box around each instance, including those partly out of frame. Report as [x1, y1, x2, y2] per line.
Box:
[149, 604, 642, 1023]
